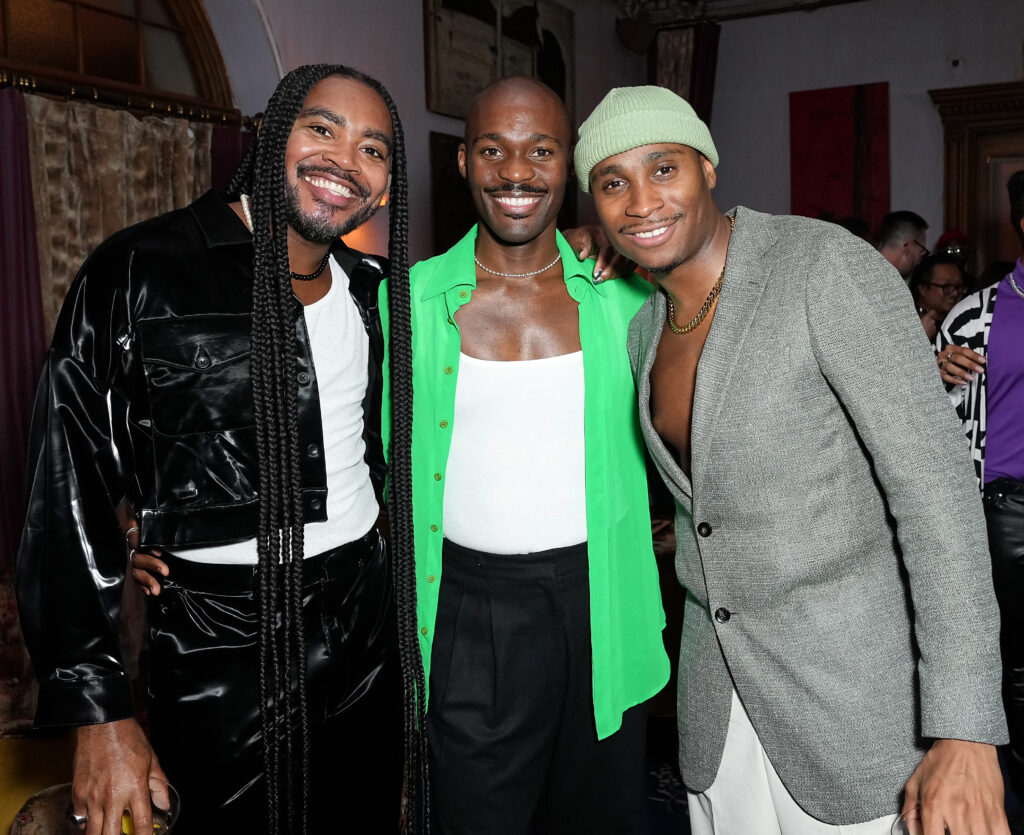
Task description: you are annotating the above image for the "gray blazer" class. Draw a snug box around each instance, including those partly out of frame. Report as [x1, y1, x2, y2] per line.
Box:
[628, 206, 1007, 824]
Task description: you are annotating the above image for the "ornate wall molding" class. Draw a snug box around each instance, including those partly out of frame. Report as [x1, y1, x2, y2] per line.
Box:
[928, 81, 1024, 273]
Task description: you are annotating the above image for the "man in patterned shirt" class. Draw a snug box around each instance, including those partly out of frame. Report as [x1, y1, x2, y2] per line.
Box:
[938, 169, 1024, 798]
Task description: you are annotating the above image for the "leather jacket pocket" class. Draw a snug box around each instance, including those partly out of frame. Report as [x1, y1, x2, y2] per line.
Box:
[139, 314, 253, 435]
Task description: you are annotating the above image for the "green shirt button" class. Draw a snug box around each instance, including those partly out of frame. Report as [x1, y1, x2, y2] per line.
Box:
[459, 290, 468, 298]
[439, 420, 448, 428]
[444, 366, 453, 375]
[430, 524, 438, 532]
[434, 473, 442, 481]
[427, 574, 436, 583]
[421, 626, 429, 635]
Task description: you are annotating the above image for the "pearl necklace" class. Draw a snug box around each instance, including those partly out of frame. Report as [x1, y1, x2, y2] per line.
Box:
[239, 194, 331, 281]
[666, 215, 735, 335]
[474, 252, 562, 278]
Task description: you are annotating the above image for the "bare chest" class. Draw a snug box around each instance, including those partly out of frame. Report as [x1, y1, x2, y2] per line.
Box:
[455, 279, 581, 360]
[649, 320, 710, 477]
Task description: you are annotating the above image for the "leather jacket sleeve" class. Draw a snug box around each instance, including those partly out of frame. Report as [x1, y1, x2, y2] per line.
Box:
[17, 245, 138, 728]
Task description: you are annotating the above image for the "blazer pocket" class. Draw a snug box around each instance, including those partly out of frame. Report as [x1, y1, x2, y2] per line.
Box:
[139, 314, 253, 436]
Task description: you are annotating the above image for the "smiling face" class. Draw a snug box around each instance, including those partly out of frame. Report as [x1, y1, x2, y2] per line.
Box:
[589, 142, 718, 274]
[917, 261, 965, 316]
[282, 75, 393, 244]
[458, 77, 571, 246]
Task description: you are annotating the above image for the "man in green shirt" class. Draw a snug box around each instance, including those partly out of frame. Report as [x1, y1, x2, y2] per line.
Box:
[382, 75, 668, 833]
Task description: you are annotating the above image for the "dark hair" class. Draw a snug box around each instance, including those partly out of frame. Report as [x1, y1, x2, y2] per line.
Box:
[1009, 169, 1024, 248]
[877, 210, 928, 250]
[909, 252, 964, 304]
[227, 64, 425, 833]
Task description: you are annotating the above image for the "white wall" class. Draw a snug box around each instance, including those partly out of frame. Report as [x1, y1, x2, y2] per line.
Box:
[710, 0, 1024, 244]
[202, 0, 644, 261]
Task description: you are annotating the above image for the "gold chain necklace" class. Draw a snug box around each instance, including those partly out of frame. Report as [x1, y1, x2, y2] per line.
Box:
[666, 215, 735, 335]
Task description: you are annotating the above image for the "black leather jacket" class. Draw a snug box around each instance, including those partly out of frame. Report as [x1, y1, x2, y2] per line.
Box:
[16, 190, 386, 727]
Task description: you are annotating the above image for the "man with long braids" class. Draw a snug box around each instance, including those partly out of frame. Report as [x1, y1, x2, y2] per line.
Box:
[383, 75, 669, 833]
[17, 64, 418, 833]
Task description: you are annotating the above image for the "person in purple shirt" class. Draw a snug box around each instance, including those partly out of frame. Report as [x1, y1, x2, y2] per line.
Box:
[938, 169, 1024, 798]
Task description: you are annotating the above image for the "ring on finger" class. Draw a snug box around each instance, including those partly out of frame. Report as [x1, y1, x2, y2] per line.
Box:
[71, 812, 88, 826]
[128, 547, 137, 567]
[125, 525, 140, 544]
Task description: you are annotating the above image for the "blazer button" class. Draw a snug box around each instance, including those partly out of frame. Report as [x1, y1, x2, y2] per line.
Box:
[697, 522, 712, 537]
[297, 371, 311, 384]
[310, 498, 322, 511]
[714, 607, 731, 623]
[307, 443, 320, 457]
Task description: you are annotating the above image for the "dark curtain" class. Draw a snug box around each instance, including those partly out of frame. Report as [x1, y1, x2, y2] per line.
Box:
[648, 22, 721, 126]
[0, 89, 47, 577]
[789, 82, 890, 237]
[211, 124, 253, 193]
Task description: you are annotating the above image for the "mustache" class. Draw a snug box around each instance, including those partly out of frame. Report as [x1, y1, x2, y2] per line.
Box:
[297, 164, 371, 201]
[483, 183, 548, 195]
[618, 214, 682, 234]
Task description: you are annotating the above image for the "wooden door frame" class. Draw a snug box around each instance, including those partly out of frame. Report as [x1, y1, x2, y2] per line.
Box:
[929, 81, 1024, 274]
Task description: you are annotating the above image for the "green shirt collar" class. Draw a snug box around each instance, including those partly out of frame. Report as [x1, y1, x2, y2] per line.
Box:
[418, 224, 603, 301]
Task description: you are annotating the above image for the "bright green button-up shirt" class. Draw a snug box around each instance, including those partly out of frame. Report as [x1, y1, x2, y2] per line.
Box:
[382, 226, 668, 739]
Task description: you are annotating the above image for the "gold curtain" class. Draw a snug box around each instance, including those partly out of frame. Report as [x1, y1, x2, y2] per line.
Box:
[25, 95, 212, 336]
[21, 96, 212, 684]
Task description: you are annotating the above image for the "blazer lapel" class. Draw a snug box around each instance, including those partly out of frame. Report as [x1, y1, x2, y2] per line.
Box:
[690, 207, 776, 482]
[634, 294, 694, 504]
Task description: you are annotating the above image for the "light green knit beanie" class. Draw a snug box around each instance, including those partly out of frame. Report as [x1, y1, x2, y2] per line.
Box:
[574, 85, 719, 193]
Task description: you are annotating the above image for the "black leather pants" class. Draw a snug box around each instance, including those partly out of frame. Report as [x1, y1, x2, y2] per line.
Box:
[984, 478, 1024, 781]
[147, 529, 403, 833]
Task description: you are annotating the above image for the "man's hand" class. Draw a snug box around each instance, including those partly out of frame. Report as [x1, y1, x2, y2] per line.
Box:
[902, 738, 1009, 835]
[73, 718, 168, 835]
[562, 225, 636, 282]
[117, 499, 168, 596]
[938, 345, 986, 387]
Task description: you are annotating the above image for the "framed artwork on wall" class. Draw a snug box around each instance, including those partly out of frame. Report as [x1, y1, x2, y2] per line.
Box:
[423, 0, 574, 121]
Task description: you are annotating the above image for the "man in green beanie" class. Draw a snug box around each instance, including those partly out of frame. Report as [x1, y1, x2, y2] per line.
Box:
[575, 85, 1010, 834]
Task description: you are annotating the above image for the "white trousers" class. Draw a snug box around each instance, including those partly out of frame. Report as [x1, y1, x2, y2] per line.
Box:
[687, 690, 897, 835]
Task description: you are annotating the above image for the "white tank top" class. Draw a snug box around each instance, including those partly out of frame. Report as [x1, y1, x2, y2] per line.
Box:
[175, 258, 379, 564]
[442, 351, 587, 554]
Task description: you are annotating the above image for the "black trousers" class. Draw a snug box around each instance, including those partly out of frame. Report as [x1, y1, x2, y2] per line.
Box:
[147, 529, 403, 833]
[984, 478, 1024, 777]
[427, 539, 647, 835]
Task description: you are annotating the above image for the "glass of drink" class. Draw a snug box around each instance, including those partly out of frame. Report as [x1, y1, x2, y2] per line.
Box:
[120, 777, 181, 833]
